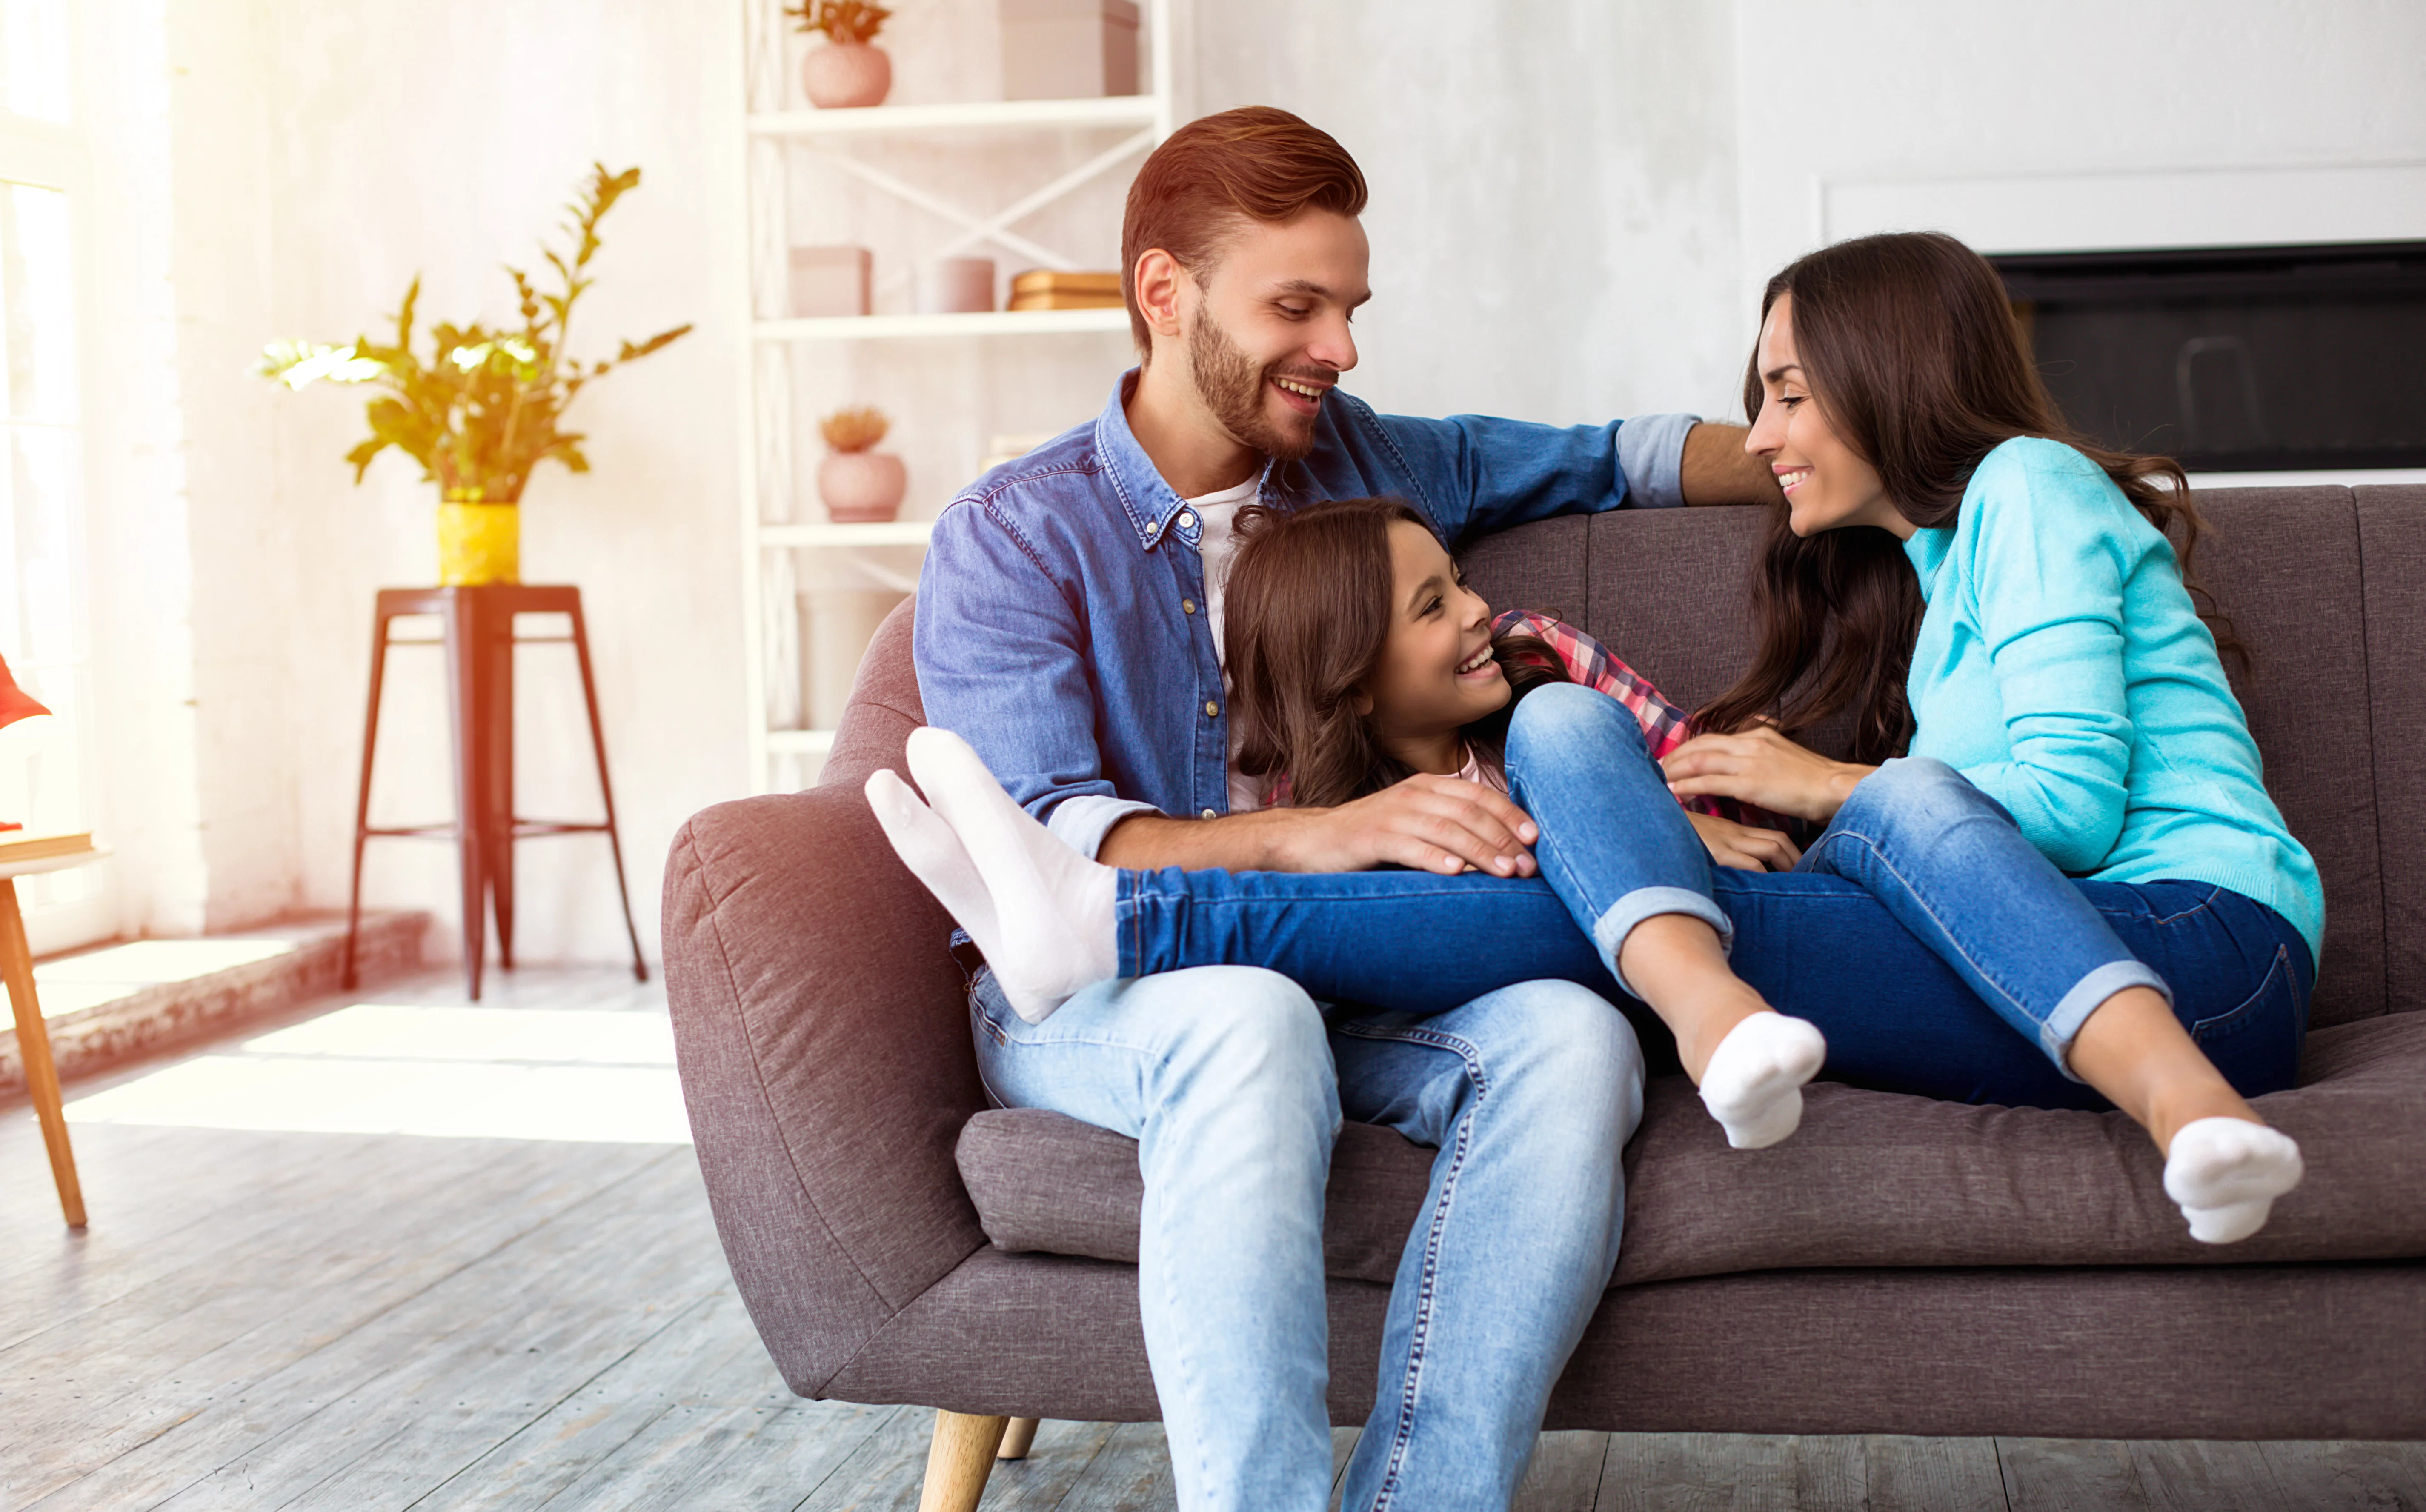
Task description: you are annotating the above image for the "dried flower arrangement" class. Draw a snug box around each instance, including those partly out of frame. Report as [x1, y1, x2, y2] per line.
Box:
[786, 0, 893, 43]
[819, 406, 892, 453]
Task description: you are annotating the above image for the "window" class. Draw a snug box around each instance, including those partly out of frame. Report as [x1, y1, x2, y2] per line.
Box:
[0, 0, 108, 952]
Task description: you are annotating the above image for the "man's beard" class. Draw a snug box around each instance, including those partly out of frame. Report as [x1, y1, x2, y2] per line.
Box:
[1187, 310, 1319, 463]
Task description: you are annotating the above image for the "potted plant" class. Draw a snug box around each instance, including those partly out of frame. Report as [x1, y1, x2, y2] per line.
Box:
[789, 0, 895, 109]
[260, 163, 692, 586]
[818, 406, 908, 522]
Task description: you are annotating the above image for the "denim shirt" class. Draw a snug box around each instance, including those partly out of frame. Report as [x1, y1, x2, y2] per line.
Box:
[912, 370, 1696, 857]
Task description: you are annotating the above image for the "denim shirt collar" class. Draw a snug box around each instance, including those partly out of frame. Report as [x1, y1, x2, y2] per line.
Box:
[1092, 369, 1309, 553]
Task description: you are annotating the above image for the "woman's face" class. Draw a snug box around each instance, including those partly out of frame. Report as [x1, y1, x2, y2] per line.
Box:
[1359, 519, 1511, 755]
[1745, 295, 1911, 540]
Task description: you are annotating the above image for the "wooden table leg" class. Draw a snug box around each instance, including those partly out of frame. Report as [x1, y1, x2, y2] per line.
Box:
[2, 880, 84, 1227]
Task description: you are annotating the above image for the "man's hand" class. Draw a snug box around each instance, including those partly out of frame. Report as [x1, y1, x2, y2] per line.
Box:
[1280, 773, 1540, 877]
[1688, 811, 1801, 872]
[1664, 724, 1873, 824]
[1680, 423, 1785, 506]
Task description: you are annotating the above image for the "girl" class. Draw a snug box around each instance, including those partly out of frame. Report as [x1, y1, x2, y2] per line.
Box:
[1219, 493, 1796, 869]
[872, 232, 2317, 1244]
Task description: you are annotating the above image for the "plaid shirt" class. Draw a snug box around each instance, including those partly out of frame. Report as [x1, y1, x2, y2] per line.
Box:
[1493, 610, 1779, 829]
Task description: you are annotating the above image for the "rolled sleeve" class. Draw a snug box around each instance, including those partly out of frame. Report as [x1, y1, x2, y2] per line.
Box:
[1047, 794, 1161, 861]
[1614, 411, 1699, 510]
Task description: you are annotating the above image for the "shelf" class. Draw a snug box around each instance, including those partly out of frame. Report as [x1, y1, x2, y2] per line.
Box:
[756, 308, 1130, 341]
[765, 728, 837, 757]
[748, 96, 1159, 138]
[760, 521, 934, 547]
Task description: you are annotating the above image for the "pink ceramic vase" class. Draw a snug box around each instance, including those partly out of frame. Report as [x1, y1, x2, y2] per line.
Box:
[818, 450, 907, 522]
[801, 42, 892, 109]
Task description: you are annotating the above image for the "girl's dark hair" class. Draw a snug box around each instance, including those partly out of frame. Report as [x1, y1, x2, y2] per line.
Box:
[1698, 231, 2238, 763]
[1224, 496, 1568, 808]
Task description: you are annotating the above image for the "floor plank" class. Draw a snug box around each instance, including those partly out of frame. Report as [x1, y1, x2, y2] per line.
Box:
[789, 1404, 930, 1512]
[2000, 1435, 2150, 1511]
[1862, 1435, 2005, 1512]
[974, 1419, 1121, 1512]
[147, 1154, 718, 1511]
[2255, 1440, 2426, 1511]
[4, 1140, 671, 1506]
[1053, 1421, 1178, 1512]
[2129, 1439, 2288, 1512]
[1599, 1432, 1784, 1512]
[1512, 1430, 1608, 1512]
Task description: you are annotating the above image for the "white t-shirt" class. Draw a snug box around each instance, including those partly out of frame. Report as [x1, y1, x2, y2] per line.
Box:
[1187, 476, 1259, 662]
[1177, 477, 1264, 814]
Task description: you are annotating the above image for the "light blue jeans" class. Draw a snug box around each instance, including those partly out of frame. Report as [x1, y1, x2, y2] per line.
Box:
[968, 963, 1644, 1512]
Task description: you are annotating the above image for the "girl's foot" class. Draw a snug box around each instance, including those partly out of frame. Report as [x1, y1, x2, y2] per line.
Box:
[865, 768, 998, 946]
[2163, 1117, 2303, 1244]
[1696, 1011, 1827, 1150]
[897, 726, 1118, 1022]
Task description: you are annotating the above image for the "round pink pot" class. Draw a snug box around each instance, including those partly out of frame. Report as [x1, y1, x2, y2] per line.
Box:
[819, 450, 907, 522]
[801, 42, 891, 109]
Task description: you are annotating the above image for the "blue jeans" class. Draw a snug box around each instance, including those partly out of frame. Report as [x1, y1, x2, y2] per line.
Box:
[1116, 683, 2312, 1109]
[969, 963, 1644, 1512]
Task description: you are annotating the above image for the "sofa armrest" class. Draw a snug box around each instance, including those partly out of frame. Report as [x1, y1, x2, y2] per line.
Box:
[662, 780, 985, 1398]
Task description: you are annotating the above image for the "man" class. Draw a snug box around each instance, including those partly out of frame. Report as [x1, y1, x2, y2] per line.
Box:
[911, 107, 1778, 1512]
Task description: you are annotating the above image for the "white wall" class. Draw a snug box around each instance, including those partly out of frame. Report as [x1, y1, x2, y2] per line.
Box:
[1731, 0, 2426, 340]
[99, 0, 744, 960]
[95, 0, 2421, 964]
[1196, 0, 1750, 425]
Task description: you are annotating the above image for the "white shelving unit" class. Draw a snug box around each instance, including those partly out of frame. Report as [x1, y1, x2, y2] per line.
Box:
[736, 0, 1177, 795]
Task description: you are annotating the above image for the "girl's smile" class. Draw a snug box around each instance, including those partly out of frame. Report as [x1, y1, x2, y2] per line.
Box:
[1360, 520, 1511, 775]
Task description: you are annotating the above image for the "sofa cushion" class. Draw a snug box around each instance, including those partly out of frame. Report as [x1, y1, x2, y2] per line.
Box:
[958, 1014, 2426, 1288]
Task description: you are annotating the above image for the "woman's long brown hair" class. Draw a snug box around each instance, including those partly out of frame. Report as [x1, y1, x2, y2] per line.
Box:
[1698, 231, 2237, 763]
[1224, 497, 1568, 808]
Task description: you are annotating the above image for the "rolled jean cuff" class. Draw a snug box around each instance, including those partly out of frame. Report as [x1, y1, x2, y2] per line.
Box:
[2045, 958, 2173, 1082]
[1592, 886, 1733, 1000]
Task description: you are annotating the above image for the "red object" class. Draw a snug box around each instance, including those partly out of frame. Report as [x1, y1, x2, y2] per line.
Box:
[345, 585, 646, 1000]
[0, 653, 52, 729]
[0, 652, 51, 832]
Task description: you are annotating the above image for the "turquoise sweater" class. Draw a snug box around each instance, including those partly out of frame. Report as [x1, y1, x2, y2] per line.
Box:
[1901, 437, 2324, 962]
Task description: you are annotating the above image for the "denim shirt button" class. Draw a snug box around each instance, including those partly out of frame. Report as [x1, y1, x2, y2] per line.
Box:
[1203, 700, 1219, 717]
[1178, 511, 1196, 530]
[1199, 808, 1217, 820]
[1182, 598, 1197, 614]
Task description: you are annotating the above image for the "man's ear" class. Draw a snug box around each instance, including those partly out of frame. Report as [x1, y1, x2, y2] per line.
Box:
[1133, 248, 1193, 354]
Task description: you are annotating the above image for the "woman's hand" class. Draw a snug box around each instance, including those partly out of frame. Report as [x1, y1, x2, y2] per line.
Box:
[1688, 812, 1802, 872]
[1663, 725, 1874, 824]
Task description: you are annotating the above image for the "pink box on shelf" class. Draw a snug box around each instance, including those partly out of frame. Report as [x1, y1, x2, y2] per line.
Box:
[789, 245, 872, 318]
[1001, 0, 1140, 100]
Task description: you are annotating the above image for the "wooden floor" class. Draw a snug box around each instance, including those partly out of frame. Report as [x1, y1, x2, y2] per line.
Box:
[3, 968, 2419, 1511]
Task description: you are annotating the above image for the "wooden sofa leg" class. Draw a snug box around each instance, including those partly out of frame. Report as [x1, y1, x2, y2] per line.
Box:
[918, 1409, 1009, 1512]
[997, 1417, 1039, 1460]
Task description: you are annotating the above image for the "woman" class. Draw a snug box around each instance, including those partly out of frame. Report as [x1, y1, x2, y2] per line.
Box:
[871, 232, 2319, 1243]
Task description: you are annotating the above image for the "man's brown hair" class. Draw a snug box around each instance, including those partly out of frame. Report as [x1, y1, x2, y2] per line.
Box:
[1121, 106, 1368, 354]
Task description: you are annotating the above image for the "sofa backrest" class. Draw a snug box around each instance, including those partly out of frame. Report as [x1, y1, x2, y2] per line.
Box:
[835, 485, 2424, 1028]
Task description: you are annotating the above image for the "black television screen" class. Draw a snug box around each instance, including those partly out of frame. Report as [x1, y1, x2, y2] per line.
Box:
[1990, 241, 2426, 472]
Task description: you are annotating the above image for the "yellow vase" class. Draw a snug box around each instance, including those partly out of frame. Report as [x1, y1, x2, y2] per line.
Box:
[436, 501, 520, 586]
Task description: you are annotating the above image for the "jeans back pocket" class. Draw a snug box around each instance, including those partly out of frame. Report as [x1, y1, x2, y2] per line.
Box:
[2187, 944, 2306, 1098]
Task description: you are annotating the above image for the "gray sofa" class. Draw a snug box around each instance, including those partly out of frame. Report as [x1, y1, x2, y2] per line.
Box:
[662, 485, 2426, 1506]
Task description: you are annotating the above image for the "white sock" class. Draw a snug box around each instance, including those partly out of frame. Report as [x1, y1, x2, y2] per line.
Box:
[2164, 1116, 2303, 1244]
[865, 769, 999, 948]
[1697, 1011, 1827, 1150]
[903, 727, 1118, 1023]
